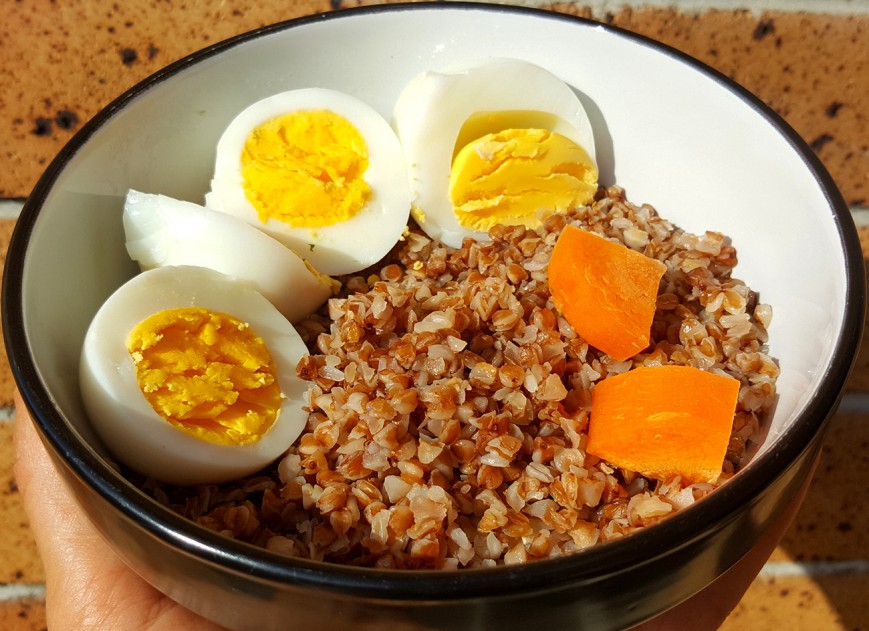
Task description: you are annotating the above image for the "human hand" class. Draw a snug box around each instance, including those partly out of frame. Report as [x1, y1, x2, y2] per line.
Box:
[13, 389, 225, 631]
[14, 389, 799, 630]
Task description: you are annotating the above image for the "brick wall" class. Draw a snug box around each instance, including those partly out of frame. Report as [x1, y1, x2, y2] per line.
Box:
[0, 2, 866, 629]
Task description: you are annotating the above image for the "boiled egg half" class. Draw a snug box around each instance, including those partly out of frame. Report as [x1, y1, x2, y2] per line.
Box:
[206, 88, 411, 275]
[393, 58, 599, 248]
[79, 265, 310, 485]
[123, 189, 338, 323]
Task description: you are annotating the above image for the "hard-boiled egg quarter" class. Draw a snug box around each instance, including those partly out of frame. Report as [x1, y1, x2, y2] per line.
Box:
[393, 58, 599, 248]
[205, 88, 411, 276]
[123, 189, 338, 323]
[80, 265, 310, 485]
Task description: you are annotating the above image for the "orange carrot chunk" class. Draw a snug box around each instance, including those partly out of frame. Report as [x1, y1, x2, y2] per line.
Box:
[587, 365, 740, 485]
[549, 225, 666, 361]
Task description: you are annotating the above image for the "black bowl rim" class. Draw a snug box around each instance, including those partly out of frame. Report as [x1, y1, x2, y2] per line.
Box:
[3, 1, 864, 600]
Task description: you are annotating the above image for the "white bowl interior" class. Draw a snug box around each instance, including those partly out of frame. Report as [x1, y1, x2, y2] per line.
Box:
[21, 6, 848, 464]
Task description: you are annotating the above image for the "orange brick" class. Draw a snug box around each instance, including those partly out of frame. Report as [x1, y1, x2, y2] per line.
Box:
[0, 422, 44, 583]
[0, 599, 47, 631]
[721, 573, 869, 631]
[0, 219, 19, 408]
[1, 4, 866, 205]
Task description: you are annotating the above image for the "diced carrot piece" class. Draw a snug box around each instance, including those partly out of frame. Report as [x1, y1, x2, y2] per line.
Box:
[587, 365, 740, 485]
[548, 225, 666, 361]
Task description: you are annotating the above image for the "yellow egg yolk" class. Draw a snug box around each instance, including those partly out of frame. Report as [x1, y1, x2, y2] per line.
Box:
[241, 110, 371, 229]
[127, 307, 282, 446]
[449, 128, 598, 232]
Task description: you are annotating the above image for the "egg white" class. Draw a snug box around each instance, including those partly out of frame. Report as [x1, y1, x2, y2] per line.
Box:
[392, 58, 598, 248]
[205, 88, 411, 276]
[79, 265, 310, 485]
[123, 189, 336, 323]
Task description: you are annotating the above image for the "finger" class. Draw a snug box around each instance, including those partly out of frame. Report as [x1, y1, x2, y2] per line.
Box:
[13, 390, 225, 631]
[12, 389, 96, 572]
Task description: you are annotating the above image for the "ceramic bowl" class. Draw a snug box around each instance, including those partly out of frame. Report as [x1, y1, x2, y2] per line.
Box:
[3, 3, 863, 630]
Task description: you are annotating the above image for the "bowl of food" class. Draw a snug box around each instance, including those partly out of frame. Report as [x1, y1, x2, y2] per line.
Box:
[3, 3, 863, 630]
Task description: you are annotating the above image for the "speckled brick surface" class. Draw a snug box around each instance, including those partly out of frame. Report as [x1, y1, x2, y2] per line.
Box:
[721, 573, 869, 631]
[0, 2, 867, 630]
[774, 413, 869, 563]
[1, 2, 866, 205]
[560, 6, 868, 207]
[0, 0, 333, 198]
[0, 422, 43, 583]
[0, 220, 19, 408]
[0, 601, 46, 631]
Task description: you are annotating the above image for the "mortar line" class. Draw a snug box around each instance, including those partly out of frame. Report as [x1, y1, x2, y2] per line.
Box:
[760, 559, 869, 577]
[0, 200, 25, 220]
[0, 583, 46, 602]
[460, 0, 869, 16]
[834, 392, 869, 413]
